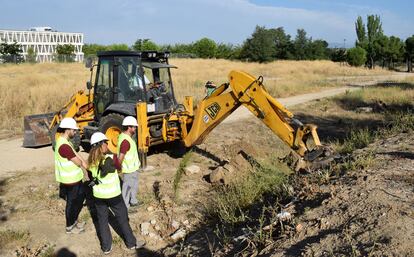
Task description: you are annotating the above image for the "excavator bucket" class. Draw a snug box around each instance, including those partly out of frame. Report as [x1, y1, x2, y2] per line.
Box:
[23, 112, 55, 147]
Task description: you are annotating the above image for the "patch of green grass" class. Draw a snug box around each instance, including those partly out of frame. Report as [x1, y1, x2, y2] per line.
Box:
[384, 111, 414, 134]
[339, 151, 376, 172]
[173, 150, 193, 199]
[338, 128, 376, 154]
[334, 89, 364, 110]
[336, 111, 414, 156]
[208, 159, 290, 226]
[0, 229, 30, 247]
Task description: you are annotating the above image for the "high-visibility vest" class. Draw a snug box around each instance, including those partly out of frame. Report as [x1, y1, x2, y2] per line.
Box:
[89, 154, 122, 199]
[54, 137, 83, 184]
[117, 133, 140, 173]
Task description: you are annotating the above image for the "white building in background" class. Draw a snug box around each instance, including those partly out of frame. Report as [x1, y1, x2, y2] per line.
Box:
[0, 27, 84, 62]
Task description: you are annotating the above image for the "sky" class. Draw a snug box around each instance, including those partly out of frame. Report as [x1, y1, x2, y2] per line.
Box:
[0, 0, 413, 47]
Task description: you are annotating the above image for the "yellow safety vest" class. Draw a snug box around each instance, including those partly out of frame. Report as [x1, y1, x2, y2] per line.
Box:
[117, 133, 140, 173]
[89, 154, 122, 199]
[54, 137, 83, 184]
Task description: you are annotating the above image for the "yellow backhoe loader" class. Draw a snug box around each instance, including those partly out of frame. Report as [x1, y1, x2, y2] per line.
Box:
[23, 51, 334, 171]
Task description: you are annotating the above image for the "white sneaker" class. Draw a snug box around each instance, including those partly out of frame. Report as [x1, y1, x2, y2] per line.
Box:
[65, 225, 85, 234]
[76, 221, 86, 229]
[103, 246, 112, 255]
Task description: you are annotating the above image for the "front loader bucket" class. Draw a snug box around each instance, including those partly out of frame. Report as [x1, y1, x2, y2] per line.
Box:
[23, 112, 55, 147]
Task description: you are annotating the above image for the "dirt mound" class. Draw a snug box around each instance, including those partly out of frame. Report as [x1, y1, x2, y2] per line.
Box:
[208, 141, 260, 184]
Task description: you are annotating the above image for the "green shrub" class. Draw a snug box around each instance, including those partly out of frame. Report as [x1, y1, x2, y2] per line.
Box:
[346, 47, 367, 66]
[209, 160, 289, 225]
[339, 128, 375, 154]
[173, 151, 192, 198]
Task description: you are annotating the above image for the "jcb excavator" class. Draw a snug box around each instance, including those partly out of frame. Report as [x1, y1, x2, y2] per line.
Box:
[23, 51, 333, 171]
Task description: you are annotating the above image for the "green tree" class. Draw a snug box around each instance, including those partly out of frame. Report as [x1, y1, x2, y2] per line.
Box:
[26, 47, 37, 63]
[347, 46, 367, 66]
[355, 15, 383, 68]
[215, 43, 239, 59]
[390, 36, 405, 65]
[56, 44, 75, 62]
[292, 29, 310, 60]
[366, 15, 383, 68]
[380, 36, 404, 69]
[355, 16, 367, 48]
[330, 48, 347, 63]
[406, 36, 414, 72]
[106, 44, 129, 51]
[308, 40, 330, 60]
[83, 44, 108, 56]
[193, 38, 217, 58]
[373, 34, 389, 68]
[240, 26, 275, 62]
[132, 39, 159, 51]
[0, 41, 24, 63]
[269, 27, 292, 59]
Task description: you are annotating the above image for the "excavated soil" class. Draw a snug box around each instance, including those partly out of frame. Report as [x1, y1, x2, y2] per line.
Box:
[268, 133, 414, 256]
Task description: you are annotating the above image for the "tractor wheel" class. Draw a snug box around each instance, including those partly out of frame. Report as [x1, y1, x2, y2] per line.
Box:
[99, 113, 125, 153]
[50, 124, 81, 152]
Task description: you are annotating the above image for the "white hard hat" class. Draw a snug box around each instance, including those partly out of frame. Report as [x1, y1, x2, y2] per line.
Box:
[122, 116, 138, 126]
[90, 132, 108, 145]
[59, 117, 79, 130]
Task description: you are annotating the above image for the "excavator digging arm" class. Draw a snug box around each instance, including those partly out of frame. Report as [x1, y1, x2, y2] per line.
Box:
[182, 70, 331, 171]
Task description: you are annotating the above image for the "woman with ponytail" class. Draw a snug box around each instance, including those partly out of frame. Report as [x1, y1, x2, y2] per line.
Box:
[88, 132, 144, 254]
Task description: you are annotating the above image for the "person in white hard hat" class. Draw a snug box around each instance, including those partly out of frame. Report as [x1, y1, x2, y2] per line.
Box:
[54, 117, 88, 234]
[88, 132, 145, 254]
[117, 116, 140, 210]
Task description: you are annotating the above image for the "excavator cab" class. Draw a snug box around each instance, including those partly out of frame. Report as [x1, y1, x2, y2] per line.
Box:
[93, 51, 177, 119]
[83, 51, 180, 153]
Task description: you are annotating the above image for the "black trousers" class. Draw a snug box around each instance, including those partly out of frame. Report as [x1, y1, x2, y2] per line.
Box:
[95, 194, 137, 251]
[84, 184, 125, 245]
[59, 182, 86, 227]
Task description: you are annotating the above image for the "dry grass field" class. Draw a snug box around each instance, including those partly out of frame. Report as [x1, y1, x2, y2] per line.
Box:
[0, 59, 391, 137]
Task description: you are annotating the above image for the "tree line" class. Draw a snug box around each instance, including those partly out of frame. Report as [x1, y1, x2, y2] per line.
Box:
[82, 27, 332, 63]
[348, 15, 414, 71]
[1, 14, 413, 72]
[81, 19, 414, 72]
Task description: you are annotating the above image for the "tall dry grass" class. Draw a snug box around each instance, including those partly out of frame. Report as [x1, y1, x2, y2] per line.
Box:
[170, 59, 391, 102]
[0, 59, 391, 137]
[0, 63, 89, 137]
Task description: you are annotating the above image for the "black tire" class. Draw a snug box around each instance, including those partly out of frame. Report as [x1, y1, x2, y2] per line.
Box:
[50, 124, 81, 152]
[98, 113, 125, 153]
